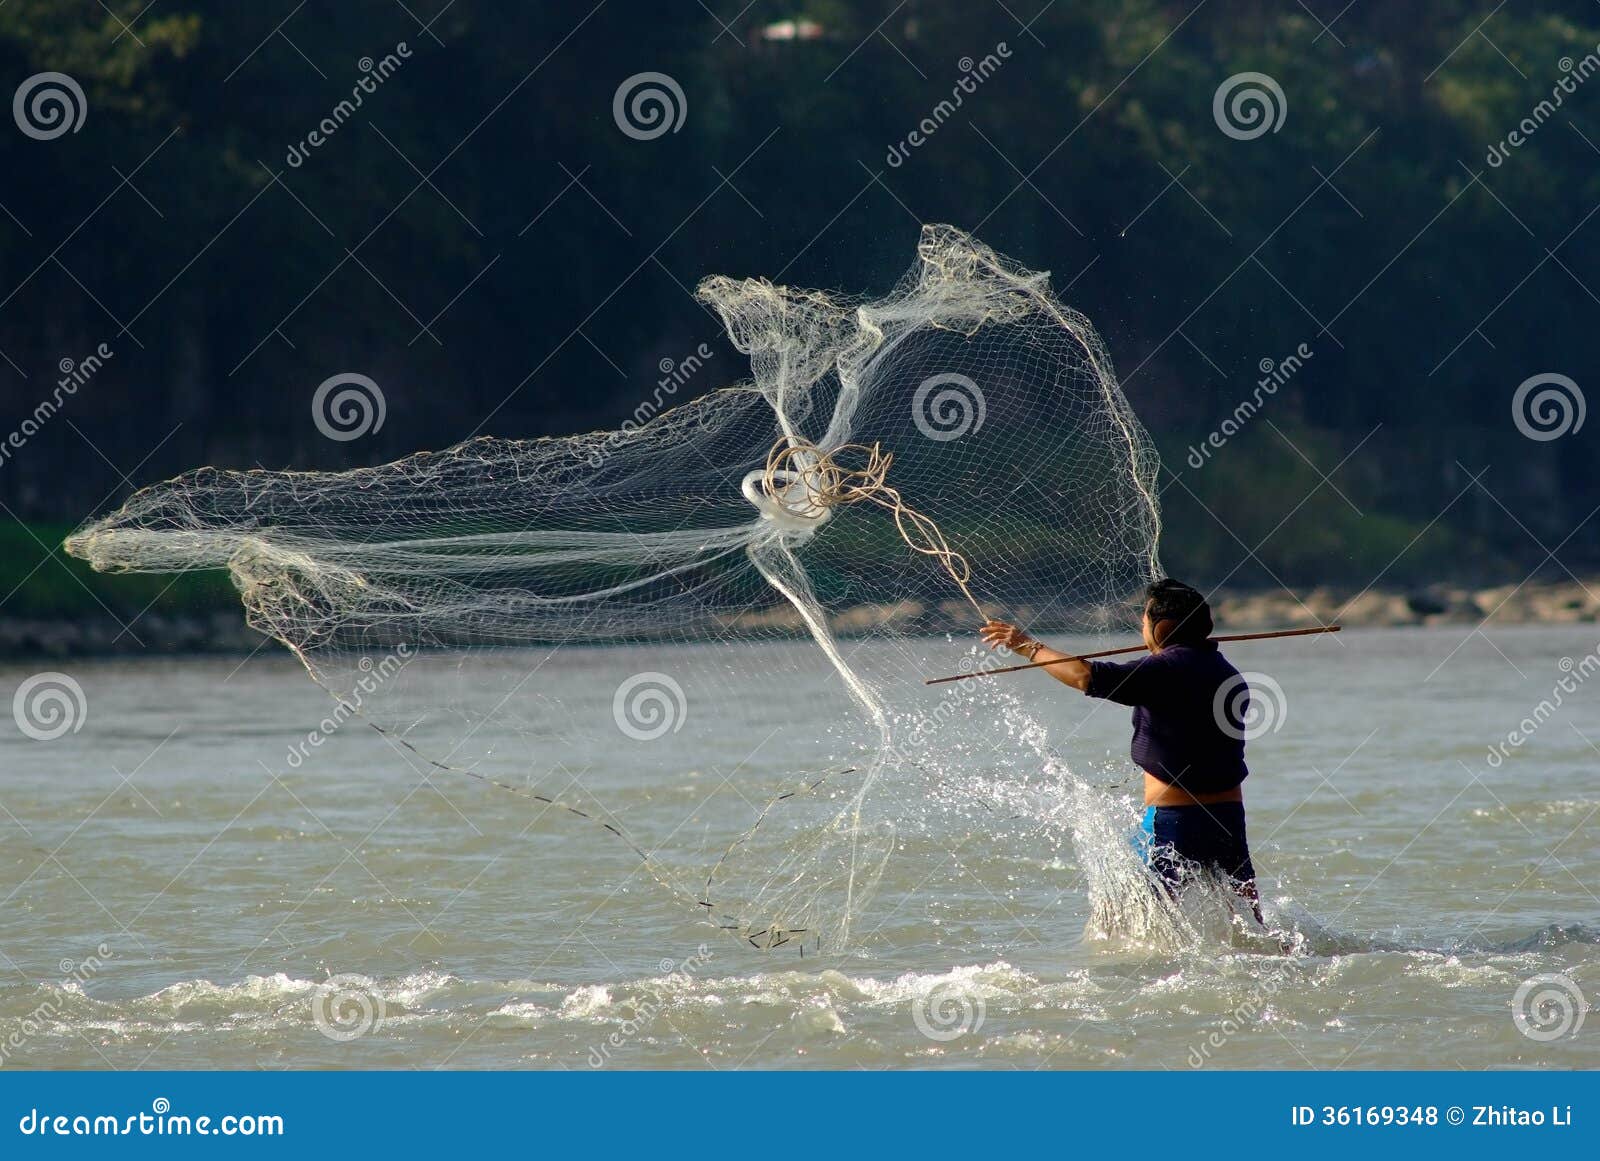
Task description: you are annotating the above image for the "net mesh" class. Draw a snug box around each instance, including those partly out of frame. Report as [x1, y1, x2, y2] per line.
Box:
[65, 225, 1164, 954]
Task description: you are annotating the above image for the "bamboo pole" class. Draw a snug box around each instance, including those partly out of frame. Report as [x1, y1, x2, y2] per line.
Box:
[923, 624, 1342, 686]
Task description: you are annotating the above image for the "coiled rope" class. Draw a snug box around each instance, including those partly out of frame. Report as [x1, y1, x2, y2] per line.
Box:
[760, 437, 984, 620]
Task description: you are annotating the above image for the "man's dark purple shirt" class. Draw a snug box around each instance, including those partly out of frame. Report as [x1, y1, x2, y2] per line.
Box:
[1084, 641, 1250, 794]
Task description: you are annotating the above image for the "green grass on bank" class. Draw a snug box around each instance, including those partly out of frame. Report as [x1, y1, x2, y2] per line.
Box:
[1152, 426, 1513, 588]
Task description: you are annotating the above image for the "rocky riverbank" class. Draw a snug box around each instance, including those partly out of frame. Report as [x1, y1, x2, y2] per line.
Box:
[725, 577, 1600, 637]
[3, 578, 1596, 660]
[1213, 578, 1600, 629]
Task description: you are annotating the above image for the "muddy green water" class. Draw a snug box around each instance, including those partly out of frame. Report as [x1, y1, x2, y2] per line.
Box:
[1, 626, 1596, 1069]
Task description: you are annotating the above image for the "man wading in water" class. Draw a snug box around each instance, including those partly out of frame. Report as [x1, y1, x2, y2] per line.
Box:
[980, 579, 1264, 924]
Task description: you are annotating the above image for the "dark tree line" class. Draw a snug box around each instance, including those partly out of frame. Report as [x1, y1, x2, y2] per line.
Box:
[1, 0, 1597, 591]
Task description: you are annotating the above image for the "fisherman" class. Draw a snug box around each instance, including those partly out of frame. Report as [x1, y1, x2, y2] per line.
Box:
[980, 579, 1264, 923]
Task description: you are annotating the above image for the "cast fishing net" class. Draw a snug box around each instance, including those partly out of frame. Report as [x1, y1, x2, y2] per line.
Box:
[65, 225, 1164, 954]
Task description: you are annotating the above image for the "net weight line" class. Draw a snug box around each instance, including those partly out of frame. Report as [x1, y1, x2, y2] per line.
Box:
[65, 225, 1169, 960]
[269, 433, 994, 959]
[352, 703, 856, 957]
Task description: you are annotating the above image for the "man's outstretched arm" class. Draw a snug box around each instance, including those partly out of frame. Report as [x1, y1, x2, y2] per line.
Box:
[979, 620, 1091, 692]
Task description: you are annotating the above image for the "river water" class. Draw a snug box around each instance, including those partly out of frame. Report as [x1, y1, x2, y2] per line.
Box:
[1, 625, 1596, 1069]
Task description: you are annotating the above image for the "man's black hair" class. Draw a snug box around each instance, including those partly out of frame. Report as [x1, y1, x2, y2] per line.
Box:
[1144, 578, 1213, 646]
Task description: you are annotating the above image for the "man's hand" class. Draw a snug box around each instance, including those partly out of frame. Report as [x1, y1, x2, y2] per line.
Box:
[979, 620, 1093, 693]
[980, 620, 1035, 654]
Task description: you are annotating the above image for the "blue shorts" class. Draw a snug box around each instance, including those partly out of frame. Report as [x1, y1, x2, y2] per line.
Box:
[1134, 802, 1257, 887]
